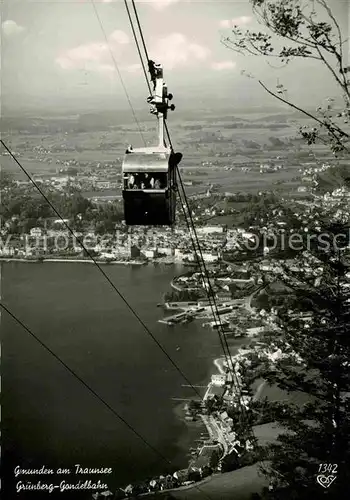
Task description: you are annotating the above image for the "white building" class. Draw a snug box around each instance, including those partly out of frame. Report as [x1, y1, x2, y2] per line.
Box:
[174, 249, 195, 261]
[95, 181, 111, 189]
[197, 225, 225, 235]
[237, 228, 256, 241]
[211, 374, 226, 386]
[157, 247, 173, 256]
[100, 252, 117, 260]
[201, 252, 219, 262]
[143, 248, 158, 259]
[246, 326, 265, 337]
[53, 219, 70, 225]
[51, 176, 72, 188]
[0, 246, 15, 256]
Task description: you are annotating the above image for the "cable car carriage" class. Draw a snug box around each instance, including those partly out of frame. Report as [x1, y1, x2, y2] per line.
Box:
[122, 145, 178, 225]
[122, 60, 181, 226]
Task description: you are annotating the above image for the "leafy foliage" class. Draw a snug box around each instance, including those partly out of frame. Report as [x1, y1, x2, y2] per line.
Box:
[0, 190, 124, 235]
[250, 201, 350, 497]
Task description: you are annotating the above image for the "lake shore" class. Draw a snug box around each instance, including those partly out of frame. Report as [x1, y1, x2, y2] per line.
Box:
[4, 261, 219, 490]
[0, 257, 147, 265]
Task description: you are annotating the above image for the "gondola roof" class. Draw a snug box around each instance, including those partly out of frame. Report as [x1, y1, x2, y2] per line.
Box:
[123, 147, 171, 172]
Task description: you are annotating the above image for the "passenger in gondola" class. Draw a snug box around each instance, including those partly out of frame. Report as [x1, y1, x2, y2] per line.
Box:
[154, 178, 161, 189]
[127, 174, 135, 189]
[133, 173, 140, 189]
[150, 177, 155, 189]
[144, 173, 151, 188]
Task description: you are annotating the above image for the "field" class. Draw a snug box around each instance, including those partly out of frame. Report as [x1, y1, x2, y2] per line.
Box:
[0, 107, 337, 196]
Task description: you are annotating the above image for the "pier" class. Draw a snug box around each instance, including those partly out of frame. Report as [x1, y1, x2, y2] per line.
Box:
[164, 301, 198, 310]
[158, 310, 196, 325]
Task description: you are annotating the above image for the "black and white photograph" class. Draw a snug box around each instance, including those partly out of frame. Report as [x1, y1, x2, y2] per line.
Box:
[1, 0, 350, 499]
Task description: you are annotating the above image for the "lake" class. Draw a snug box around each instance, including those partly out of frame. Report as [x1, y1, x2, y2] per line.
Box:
[2, 262, 227, 498]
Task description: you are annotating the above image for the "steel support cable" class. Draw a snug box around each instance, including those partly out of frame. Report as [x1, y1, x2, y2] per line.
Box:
[165, 121, 174, 151]
[176, 189, 237, 386]
[175, 187, 257, 459]
[177, 197, 259, 462]
[97, 0, 241, 413]
[123, 0, 165, 152]
[119, 0, 252, 440]
[176, 170, 234, 372]
[176, 171, 254, 431]
[125, 0, 253, 427]
[176, 177, 249, 390]
[90, 0, 146, 146]
[0, 140, 202, 400]
[0, 301, 172, 464]
[177, 175, 262, 451]
[125, 1, 175, 152]
[123, 0, 152, 96]
[127, 0, 251, 422]
[125, 0, 257, 448]
[175, 186, 231, 365]
[130, 0, 151, 64]
[176, 188, 231, 369]
[126, 0, 258, 453]
[174, 179, 255, 478]
[175, 181, 239, 394]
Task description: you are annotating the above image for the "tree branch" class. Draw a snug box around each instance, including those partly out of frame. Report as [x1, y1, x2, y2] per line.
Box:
[315, 44, 345, 92]
[258, 79, 350, 151]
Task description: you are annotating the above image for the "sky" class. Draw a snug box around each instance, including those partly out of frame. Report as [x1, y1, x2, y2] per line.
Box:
[1, 0, 349, 114]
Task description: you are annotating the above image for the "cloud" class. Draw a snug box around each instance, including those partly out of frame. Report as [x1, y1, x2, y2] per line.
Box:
[94, 63, 115, 73]
[56, 42, 109, 70]
[211, 60, 237, 71]
[2, 20, 25, 37]
[56, 30, 129, 72]
[122, 63, 142, 74]
[150, 33, 211, 70]
[56, 27, 232, 78]
[220, 16, 252, 28]
[109, 30, 129, 45]
[101, 0, 179, 8]
[137, 0, 180, 10]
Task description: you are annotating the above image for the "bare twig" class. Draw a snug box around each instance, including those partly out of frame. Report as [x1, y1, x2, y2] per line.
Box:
[258, 79, 350, 153]
[315, 44, 346, 92]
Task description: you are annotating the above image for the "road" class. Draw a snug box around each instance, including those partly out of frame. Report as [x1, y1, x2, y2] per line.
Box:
[144, 464, 269, 499]
[200, 414, 229, 456]
[144, 425, 283, 499]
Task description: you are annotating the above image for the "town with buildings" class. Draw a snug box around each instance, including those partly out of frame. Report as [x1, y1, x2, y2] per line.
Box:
[3, 0, 350, 498]
[2, 137, 350, 499]
[2, 105, 350, 500]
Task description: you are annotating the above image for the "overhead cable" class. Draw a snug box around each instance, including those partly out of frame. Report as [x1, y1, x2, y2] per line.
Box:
[123, 0, 152, 95]
[90, 0, 146, 146]
[0, 139, 202, 400]
[0, 300, 171, 464]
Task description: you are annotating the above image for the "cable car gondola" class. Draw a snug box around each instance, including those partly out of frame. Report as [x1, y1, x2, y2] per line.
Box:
[122, 145, 182, 225]
[122, 61, 182, 226]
